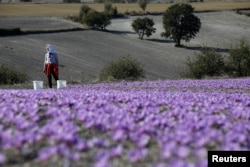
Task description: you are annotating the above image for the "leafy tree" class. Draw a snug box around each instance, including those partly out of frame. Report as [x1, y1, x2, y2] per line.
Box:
[83, 10, 111, 30]
[104, 1, 118, 18]
[131, 17, 156, 40]
[227, 39, 250, 77]
[138, 0, 148, 14]
[79, 5, 91, 23]
[162, 3, 201, 47]
[186, 47, 225, 79]
[100, 55, 145, 81]
[104, 1, 112, 15]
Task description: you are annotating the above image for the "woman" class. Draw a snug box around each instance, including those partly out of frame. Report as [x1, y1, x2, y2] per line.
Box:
[43, 44, 59, 88]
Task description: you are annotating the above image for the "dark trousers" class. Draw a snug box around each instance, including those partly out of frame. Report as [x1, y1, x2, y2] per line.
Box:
[46, 65, 59, 88]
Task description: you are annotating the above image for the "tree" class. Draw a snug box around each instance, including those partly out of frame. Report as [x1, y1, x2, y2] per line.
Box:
[162, 3, 201, 47]
[186, 47, 225, 79]
[104, 1, 118, 18]
[227, 39, 250, 77]
[79, 4, 91, 23]
[138, 0, 148, 14]
[83, 10, 111, 30]
[131, 17, 156, 40]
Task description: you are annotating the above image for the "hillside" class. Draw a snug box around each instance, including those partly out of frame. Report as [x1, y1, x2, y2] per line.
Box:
[0, 11, 250, 85]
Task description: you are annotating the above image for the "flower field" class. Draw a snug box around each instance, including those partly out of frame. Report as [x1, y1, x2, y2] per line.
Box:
[0, 78, 250, 167]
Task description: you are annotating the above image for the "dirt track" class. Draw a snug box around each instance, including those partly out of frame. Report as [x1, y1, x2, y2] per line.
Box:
[0, 11, 250, 84]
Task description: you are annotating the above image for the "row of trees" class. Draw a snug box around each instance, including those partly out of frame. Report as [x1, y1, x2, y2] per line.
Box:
[76, 3, 201, 47]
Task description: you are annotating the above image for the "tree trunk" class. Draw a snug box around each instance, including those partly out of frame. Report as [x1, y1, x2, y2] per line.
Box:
[238, 62, 243, 76]
[139, 29, 145, 40]
[176, 38, 181, 47]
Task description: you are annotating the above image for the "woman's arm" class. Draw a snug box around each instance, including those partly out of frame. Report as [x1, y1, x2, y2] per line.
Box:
[43, 53, 47, 72]
[55, 54, 59, 67]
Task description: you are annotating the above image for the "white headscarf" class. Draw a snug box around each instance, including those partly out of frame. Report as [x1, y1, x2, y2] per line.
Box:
[46, 44, 57, 54]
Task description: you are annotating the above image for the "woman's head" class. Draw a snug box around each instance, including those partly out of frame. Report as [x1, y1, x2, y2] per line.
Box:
[46, 44, 56, 54]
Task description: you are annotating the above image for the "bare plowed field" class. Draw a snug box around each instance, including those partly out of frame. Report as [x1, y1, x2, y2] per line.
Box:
[0, 11, 250, 84]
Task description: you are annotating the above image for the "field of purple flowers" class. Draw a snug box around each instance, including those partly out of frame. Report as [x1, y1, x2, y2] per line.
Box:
[0, 78, 250, 167]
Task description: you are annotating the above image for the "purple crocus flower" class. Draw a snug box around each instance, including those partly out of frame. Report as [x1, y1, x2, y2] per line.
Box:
[38, 146, 58, 161]
[0, 154, 6, 164]
[127, 148, 148, 163]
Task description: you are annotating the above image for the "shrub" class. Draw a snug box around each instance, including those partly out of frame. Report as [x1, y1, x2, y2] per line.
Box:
[79, 4, 91, 23]
[131, 17, 156, 39]
[186, 47, 225, 79]
[99, 55, 145, 82]
[226, 39, 250, 77]
[83, 10, 111, 30]
[138, 0, 148, 13]
[104, 2, 118, 18]
[0, 64, 28, 85]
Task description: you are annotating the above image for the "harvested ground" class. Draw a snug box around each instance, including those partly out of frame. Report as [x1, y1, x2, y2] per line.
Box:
[0, 16, 84, 31]
[0, 11, 250, 85]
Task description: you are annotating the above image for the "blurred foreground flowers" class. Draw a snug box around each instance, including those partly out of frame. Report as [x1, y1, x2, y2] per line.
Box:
[0, 78, 250, 167]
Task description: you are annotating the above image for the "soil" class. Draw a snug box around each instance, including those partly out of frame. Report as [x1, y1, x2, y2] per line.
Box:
[0, 11, 249, 84]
